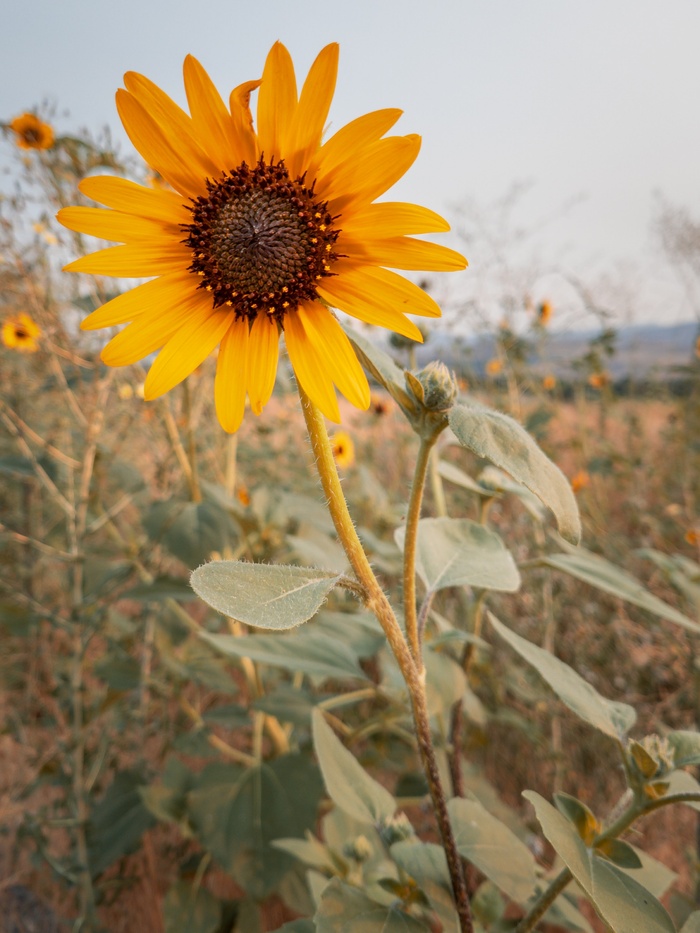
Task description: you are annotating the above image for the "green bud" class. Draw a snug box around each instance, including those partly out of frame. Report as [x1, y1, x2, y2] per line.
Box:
[412, 361, 458, 412]
[342, 834, 373, 863]
[377, 812, 415, 846]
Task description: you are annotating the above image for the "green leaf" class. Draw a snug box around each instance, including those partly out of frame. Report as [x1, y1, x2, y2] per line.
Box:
[144, 498, 238, 569]
[666, 769, 700, 810]
[191, 561, 343, 630]
[437, 459, 491, 495]
[448, 401, 581, 543]
[596, 838, 643, 869]
[447, 797, 538, 905]
[93, 653, 141, 691]
[390, 841, 459, 933]
[681, 912, 700, 933]
[345, 327, 417, 418]
[668, 730, 700, 768]
[86, 770, 156, 877]
[314, 878, 426, 932]
[554, 793, 599, 844]
[424, 648, 468, 718]
[252, 685, 317, 726]
[119, 576, 197, 602]
[488, 612, 636, 740]
[394, 517, 520, 593]
[201, 629, 368, 682]
[542, 548, 700, 635]
[524, 791, 675, 933]
[187, 754, 323, 899]
[162, 881, 221, 933]
[312, 708, 396, 825]
[275, 921, 316, 933]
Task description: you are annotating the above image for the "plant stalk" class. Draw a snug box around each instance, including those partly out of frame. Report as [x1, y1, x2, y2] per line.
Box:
[299, 388, 473, 933]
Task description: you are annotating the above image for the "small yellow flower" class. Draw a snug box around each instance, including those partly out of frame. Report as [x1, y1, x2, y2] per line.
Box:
[588, 371, 610, 390]
[2, 313, 41, 352]
[571, 470, 590, 494]
[236, 484, 251, 506]
[486, 358, 503, 376]
[370, 391, 391, 416]
[686, 528, 699, 547]
[537, 301, 553, 325]
[331, 430, 355, 469]
[9, 113, 55, 150]
[543, 374, 557, 391]
[118, 383, 134, 400]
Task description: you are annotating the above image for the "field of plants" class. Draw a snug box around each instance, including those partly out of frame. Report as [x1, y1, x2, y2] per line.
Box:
[1, 96, 700, 933]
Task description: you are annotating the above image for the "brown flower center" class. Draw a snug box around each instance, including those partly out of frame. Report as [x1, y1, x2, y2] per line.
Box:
[183, 158, 339, 324]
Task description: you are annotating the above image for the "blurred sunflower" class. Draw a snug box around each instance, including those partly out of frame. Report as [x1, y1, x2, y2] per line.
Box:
[537, 300, 553, 326]
[2, 313, 41, 352]
[331, 430, 355, 469]
[10, 113, 55, 150]
[58, 42, 467, 432]
[542, 374, 557, 391]
[485, 358, 503, 376]
[570, 470, 590, 494]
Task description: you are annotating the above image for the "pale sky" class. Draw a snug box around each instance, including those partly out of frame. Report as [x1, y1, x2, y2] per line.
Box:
[3, 0, 700, 330]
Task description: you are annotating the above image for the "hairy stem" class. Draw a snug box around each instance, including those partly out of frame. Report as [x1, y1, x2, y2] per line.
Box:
[403, 435, 438, 665]
[299, 388, 473, 933]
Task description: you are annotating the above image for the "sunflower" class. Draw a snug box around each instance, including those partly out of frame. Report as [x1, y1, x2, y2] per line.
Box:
[10, 113, 55, 150]
[331, 430, 355, 469]
[2, 313, 41, 352]
[57, 42, 466, 432]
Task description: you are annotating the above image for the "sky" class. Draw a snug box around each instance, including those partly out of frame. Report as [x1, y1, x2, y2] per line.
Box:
[3, 0, 700, 331]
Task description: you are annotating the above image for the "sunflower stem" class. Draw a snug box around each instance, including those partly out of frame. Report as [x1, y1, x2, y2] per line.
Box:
[182, 378, 202, 503]
[299, 387, 474, 933]
[403, 435, 438, 666]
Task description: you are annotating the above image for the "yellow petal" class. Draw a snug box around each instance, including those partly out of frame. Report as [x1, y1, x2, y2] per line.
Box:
[101, 289, 209, 365]
[298, 304, 370, 411]
[116, 90, 208, 199]
[124, 71, 222, 178]
[323, 135, 421, 212]
[78, 176, 189, 224]
[318, 261, 442, 320]
[215, 318, 249, 433]
[284, 311, 340, 422]
[340, 202, 450, 237]
[247, 314, 279, 415]
[339, 235, 467, 271]
[257, 42, 297, 160]
[184, 55, 246, 170]
[310, 108, 403, 185]
[229, 79, 261, 166]
[144, 308, 232, 399]
[81, 272, 195, 330]
[64, 241, 190, 277]
[286, 43, 339, 177]
[57, 206, 178, 243]
[318, 282, 424, 341]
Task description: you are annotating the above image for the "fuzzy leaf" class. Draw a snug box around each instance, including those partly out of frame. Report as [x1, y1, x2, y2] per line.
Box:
[447, 797, 538, 905]
[315, 878, 425, 932]
[488, 612, 636, 740]
[395, 517, 520, 593]
[312, 708, 396, 825]
[525, 791, 675, 933]
[448, 401, 581, 543]
[191, 561, 343, 630]
[543, 548, 700, 635]
[202, 629, 368, 682]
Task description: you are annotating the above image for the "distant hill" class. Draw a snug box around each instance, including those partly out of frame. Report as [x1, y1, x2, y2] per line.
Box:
[409, 321, 699, 379]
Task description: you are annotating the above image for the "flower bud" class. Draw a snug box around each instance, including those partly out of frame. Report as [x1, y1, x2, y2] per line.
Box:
[412, 361, 458, 412]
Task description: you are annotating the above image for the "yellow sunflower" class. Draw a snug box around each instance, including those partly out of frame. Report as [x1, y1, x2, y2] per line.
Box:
[331, 430, 355, 469]
[9, 113, 55, 150]
[2, 313, 41, 352]
[57, 42, 467, 432]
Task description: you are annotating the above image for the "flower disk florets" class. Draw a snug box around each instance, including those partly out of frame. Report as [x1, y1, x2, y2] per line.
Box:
[184, 158, 339, 325]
